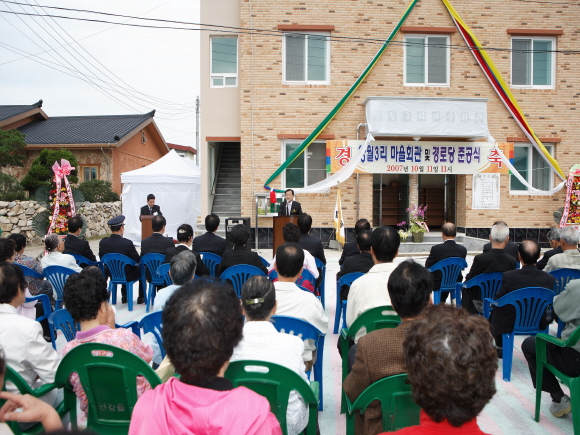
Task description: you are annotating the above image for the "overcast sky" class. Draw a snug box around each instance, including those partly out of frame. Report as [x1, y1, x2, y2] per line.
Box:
[0, 0, 200, 147]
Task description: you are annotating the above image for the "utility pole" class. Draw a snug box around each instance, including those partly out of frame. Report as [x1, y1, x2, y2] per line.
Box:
[195, 96, 200, 166]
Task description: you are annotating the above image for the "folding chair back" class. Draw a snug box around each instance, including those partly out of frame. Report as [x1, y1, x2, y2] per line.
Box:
[43, 265, 78, 310]
[139, 311, 165, 359]
[427, 257, 468, 304]
[70, 254, 105, 274]
[49, 308, 79, 343]
[101, 254, 139, 311]
[456, 271, 503, 310]
[549, 268, 580, 337]
[139, 253, 165, 313]
[334, 272, 365, 334]
[220, 264, 266, 297]
[199, 252, 222, 276]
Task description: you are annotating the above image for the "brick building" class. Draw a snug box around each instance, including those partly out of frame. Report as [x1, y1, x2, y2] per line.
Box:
[200, 0, 577, 247]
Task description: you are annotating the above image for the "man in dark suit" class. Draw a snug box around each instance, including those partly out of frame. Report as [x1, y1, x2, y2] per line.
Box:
[297, 214, 326, 265]
[336, 230, 374, 300]
[338, 219, 371, 266]
[278, 189, 302, 216]
[191, 214, 227, 257]
[162, 223, 211, 277]
[490, 239, 555, 357]
[216, 224, 268, 277]
[537, 228, 563, 271]
[140, 193, 162, 220]
[424, 222, 467, 303]
[98, 215, 144, 304]
[141, 215, 175, 293]
[464, 223, 517, 314]
[63, 216, 96, 262]
[344, 261, 432, 435]
[482, 220, 519, 262]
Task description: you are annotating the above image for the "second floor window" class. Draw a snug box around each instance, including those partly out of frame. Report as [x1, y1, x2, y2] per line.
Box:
[211, 37, 238, 87]
[511, 37, 555, 88]
[284, 33, 329, 84]
[405, 35, 449, 86]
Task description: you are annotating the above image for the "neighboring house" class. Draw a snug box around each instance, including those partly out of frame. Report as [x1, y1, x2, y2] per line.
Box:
[199, 0, 576, 249]
[167, 143, 197, 160]
[0, 100, 169, 193]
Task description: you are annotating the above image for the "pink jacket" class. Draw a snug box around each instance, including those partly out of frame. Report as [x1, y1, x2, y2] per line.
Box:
[129, 377, 282, 435]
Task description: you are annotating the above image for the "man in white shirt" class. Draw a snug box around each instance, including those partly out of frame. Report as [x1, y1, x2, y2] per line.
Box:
[544, 226, 580, 272]
[273, 243, 328, 369]
[269, 223, 319, 280]
[346, 226, 400, 343]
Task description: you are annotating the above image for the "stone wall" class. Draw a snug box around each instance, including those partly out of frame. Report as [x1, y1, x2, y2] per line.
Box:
[0, 200, 121, 243]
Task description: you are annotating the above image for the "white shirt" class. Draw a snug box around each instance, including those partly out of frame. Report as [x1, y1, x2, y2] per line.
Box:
[40, 251, 82, 273]
[231, 321, 308, 435]
[273, 281, 328, 360]
[153, 284, 181, 313]
[346, 262, 398, 343]
[269, 250, 319, 279]
[0, 304, 60, 391]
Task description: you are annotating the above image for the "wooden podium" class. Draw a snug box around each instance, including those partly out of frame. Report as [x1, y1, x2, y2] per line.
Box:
[272, 216, 299, 255]
[141, 215, 154, 240]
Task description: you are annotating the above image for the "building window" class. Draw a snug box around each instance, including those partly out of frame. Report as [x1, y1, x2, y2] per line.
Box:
[510, 144, 554, 192]
[404, 35, 449, 86]
[283, 142, 327, 188]
[511, 37, 555, 88]
[283, 33, 330, 83]
[211, 37, 238, 87]
[82, 166, 98, 182]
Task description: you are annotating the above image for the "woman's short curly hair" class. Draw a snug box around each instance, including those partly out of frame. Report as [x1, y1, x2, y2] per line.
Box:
[63, 268, 109, 322]
[0, 262, 26, 304]
[0, 239, 16, 262]
[162, 278, 243, 385]
[403, 305, 497, 427]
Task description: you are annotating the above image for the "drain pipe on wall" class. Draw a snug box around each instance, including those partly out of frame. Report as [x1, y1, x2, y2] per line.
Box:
[355, 123, 367, 222]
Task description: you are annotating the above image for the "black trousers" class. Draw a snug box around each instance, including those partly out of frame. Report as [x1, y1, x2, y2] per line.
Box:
[521, 336, 580, 395]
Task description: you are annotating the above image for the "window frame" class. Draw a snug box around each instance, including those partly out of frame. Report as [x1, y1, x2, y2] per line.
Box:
[281, 141, 329, 190]
[81, 165, 99, 182]
[210, 36, 238, 88]
[403, 34, 450, 87]
[510, 36, 556, 89]
[509, 143, 554, 194]
[282, 32, 331, 85]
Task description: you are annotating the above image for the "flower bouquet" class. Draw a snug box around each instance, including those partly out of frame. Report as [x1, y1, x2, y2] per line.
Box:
[406, 204, 429, 243]
[397, 221, 409, 243]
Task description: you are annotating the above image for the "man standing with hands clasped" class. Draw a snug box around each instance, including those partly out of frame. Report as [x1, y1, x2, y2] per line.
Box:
[278, 189, 303, 216]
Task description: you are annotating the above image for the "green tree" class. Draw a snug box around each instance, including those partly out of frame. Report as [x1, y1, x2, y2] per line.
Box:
[0, 129, 26, 167]
[78, 179, 119, 202]
[0, 173, 26, 201]
[21, 149, 79, 193]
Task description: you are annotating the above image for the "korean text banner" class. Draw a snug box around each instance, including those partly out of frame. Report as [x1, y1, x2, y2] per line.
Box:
[328, 140, 513, 175]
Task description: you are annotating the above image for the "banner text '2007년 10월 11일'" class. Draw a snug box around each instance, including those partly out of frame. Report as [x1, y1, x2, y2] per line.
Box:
[327, 140, 513, 175]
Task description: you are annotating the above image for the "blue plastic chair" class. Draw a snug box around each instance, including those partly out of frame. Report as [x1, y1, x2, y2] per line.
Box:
[25, 293, 55, 348]
[315, 258, 326, 308]
[48, 308, 79, 344]
[220, 265, 267, 297]
[69, 254, 105, 274]
[139, 311, 164, 359]
[271, 315, 326, 411]
[456, 271, 504, 310]
[156, 263, 172, 286]
[259, 255, 270, 268]
[334, 273, 364, 334]
[116, 321, 141, 338]
[299, 268, 316, 289]
[483, 287, 556, 381]
[140, 253, 166, 313]
[43, 265, 78, 310]
[549, 268, 580, 338]
[427, 257, 468, 305]
[101, 254, 139, 312]
[18, 264, 44, 280]
[199, 252, 222, 277]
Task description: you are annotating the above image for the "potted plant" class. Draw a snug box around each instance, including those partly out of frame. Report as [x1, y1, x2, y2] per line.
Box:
[397, 221, 409, 243]
[406, 204, 429, 243]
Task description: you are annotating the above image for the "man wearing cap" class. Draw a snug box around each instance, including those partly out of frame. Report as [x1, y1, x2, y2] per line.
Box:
[99, 215, 144, 304]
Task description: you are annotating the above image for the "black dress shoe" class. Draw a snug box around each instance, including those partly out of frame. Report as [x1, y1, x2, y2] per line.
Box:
[122, 297, 128, 304]
[137, 297, 145, 304]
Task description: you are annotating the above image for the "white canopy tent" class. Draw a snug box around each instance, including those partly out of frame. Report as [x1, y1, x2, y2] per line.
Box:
[121, 150, 201, 246]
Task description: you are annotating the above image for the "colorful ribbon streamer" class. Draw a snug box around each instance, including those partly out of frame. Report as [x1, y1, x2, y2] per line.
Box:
[47, 159, 76, 236]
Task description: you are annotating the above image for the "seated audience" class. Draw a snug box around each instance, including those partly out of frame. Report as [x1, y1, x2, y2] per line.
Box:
[344, 260, 432, 435]
[62, 216, 96, 262]
[0, 348, 64, 433]
[216, 224, 268, 277]
[537, 228, 562, 271]
[297, 214, 326, 265]
[272, 243, 327, 370]
[163, 224, 210, 277]
[231, 276, 308, 435]
[521, 276, 580, 418]
[490, 239, 555, 357]
[61, 267, 153, 418]
[141, 215, 175, 257]
[544, 226, 580, 272]
[40, 234, 82, 273]
[339, 219, 371, 266]
[128, 279, 282, 435]
[269, 223, 319, 281]
[336, 230, 374, 301]
[191, 214, 227, 256]
[387, 305, 497, 434]
[0, 262, 61, 409]
[0, 238, 36, 321]
[424, 223, 467, 303]
[346, 226, 400, 343]
[154, 250, 197, 312]
[463, 223, 516, 314]
[482, 220, 519, 261]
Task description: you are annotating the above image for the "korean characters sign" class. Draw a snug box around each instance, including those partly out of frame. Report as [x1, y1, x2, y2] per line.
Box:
[327, 140, 513, 175]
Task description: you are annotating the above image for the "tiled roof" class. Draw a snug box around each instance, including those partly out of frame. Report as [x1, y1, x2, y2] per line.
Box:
[17, 110, 155, 144]
[0, 100, 43, 122]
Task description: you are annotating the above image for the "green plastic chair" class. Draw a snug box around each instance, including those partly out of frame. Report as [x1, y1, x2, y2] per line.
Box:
[340, 305, 400, 413]
[1, 366, 67, 435]
[345, 373, 420, 434]
[225, 360, 319, 435]
[534, 327, 580, 434]
[54, 343, 162, 435]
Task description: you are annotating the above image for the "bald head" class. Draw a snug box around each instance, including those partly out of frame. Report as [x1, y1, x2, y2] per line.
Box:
[441, 223, 456, 240]
[518, 239, 540, 265]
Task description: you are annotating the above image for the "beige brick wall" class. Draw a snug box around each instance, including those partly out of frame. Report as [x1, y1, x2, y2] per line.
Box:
[234, 0, 577, 229]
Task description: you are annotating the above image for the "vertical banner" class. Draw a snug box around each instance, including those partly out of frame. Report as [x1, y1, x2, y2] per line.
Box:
[334, 188, 345, 245]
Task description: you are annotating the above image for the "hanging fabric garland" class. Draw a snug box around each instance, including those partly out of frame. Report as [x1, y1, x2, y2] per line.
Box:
[47, 159, 77, 235]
